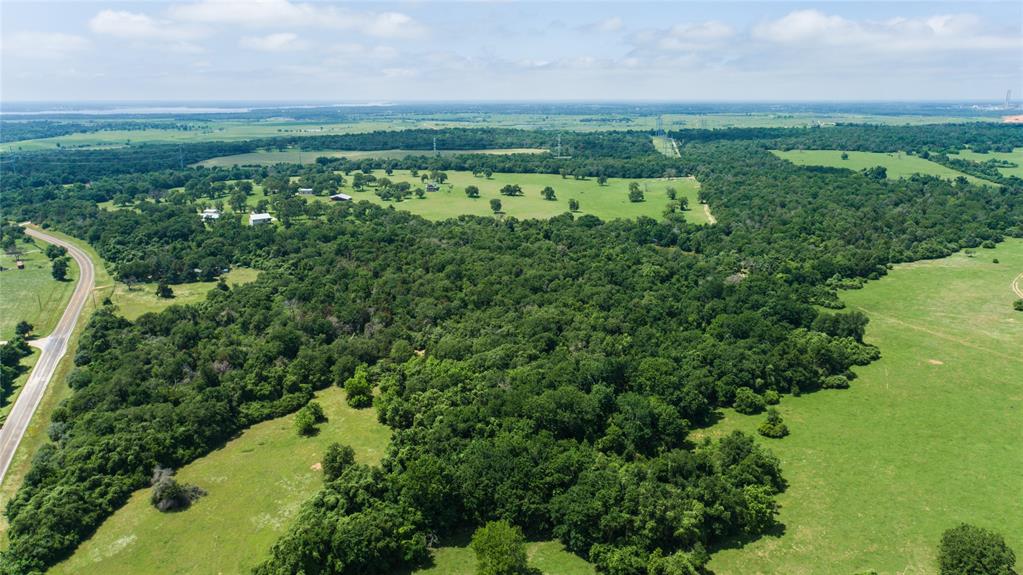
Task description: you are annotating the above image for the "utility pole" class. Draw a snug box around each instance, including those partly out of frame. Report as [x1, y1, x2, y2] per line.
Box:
[433, 136, 438, 156]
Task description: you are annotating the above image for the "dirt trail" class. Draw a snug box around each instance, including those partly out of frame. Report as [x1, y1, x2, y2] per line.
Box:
[703, 203, 717, 224]
[1012, 272, 1023, 298]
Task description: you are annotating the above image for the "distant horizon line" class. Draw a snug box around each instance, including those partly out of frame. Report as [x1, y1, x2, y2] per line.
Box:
[1, 98, 1014, 105]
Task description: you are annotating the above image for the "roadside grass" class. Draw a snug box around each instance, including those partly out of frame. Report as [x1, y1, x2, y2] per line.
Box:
[328, 170, 705, 223]
[50, 386, 391, 575]
[701, 239, 1023, 575]
[110, 267, 260, 320]
[197, 148, 548, 167]
[0, 227, 114, 543]
[0, 239, 78, 340]
[948, 147, 1023, 178]
[0, 350, 39, 423]
[772, 149, 997, 186]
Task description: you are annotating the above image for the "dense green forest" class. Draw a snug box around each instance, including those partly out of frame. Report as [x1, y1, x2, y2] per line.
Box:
[1, 124, 1020, 574]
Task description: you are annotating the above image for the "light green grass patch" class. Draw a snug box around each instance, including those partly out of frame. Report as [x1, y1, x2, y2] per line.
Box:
[110, 267, 260, 321]
[50, 386, 391, 575]
[948, 147, 1023, 178]
[703, 239, 1023, 575]
[409, 537, 593, 575]
[197, 148, 547, 167]
[772, 149, 997, 186]
[0, 239, 78, 340]
[330, 170, 705, 223]
[0, 350, 39, 423]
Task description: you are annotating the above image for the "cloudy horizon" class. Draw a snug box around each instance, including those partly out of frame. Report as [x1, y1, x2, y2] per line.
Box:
[2, 0, 1020, 102]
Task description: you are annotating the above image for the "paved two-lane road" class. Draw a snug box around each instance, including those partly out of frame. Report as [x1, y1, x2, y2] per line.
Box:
[0, 227, 95, 483]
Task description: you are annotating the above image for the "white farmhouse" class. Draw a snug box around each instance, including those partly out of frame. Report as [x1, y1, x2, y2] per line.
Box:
[200, 208, 220, 221]
[249, 213, 273, 226]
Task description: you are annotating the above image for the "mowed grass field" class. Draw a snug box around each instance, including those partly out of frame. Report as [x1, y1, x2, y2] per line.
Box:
[0, 239, 78, 340]
[50, 386, 391, 575]
[948, 147, 1023, 178]
[701, 240, 1023, 575]
[197, 148, 548, 167]
[772, 149, 997, 186]
[338, 170, 706, 223]
[406, 537, 593, 575]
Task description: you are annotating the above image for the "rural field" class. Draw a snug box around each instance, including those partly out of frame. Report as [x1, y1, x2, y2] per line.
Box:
[407, 537, 593, 575]
[772, 149, 997, 185]
[109, 267, 260, 320]
[330, 170, 705, 223]
[196, 147, 547, 167]
[701, 240, 1023, 575]
[50, 386, 390, 575]
[0, 239, 78, 340]
[948, 147, 1023, 178]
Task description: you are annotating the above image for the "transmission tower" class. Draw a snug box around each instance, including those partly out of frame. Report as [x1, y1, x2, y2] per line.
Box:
[433, 136, 438, 155]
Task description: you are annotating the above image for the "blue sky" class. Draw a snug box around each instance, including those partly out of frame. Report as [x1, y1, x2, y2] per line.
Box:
[2, 1, 1020, 101]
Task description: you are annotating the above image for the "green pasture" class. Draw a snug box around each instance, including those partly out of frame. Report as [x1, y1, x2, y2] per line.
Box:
[195, 146, 548, 166]
[772, 149, 997, 185]
[110, 267, 259, 321]
[408, 537, 593, 575]
[948, 147, 1023, 178]
[0, 239, 78, 341]
[50, 386, 391, 575]
[332, 170, 705, 223]
[702, 240, 1023, 575]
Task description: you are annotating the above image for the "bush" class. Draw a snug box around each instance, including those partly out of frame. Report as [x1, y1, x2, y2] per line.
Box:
[821, 375, 851, 389]
[150, 466, 205, 512]
[1014, 299, 1023, 312]
[344, 365, 373, 408]
[733, 387, 765, 415]
[471, 520, 531, 575]
[937, 523, 1016, 575]
[758, 408, 789, 439]
[14, 321, 33, 338]
[763, 389, 781, 405]
[156, 281, 174, 299]
[295, 401, 327, 436]
[322, 443, 356, 481]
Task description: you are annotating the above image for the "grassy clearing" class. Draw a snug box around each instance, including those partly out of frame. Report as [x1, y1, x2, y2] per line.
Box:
[948, 147, 1023, 178]
[702, 239, 1023, 575]
[333, 170, 705, 223]
[0, 239, 78, 340]
[197, 148, 547, 167]
[110, 267, 260, 321]
[772, 149, 997, 186]
[50, 386, 391, 575]
[651, 136, 679, 158]
[408, 537, 593, 575]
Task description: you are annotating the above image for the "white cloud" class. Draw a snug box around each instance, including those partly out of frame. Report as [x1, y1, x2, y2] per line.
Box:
[588, 17, 624, 33]
[752, 10, 1019, 52]
[240, 32, 307, 52]
[169, 0, 425, 38]
[2, 32, 90, 60]
[89, 9, 203, 41]
[629, 20, 735, 53]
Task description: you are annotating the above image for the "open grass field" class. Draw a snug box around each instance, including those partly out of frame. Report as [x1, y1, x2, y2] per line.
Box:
[196, 147, 547, 167]
[0, 239, 78, 340]
[772, 149, 997, 186]
[700, 239, 1023, 575]
[50, 386, 391, 575]
[948, 147, 1023, 178]
[110, 267, 260, 320]
[406, 537, 594, 575]
[2, 113, 998, 153]
[334, 170, 705, 223]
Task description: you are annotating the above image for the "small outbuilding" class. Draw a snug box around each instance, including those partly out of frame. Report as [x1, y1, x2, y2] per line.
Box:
[249, 213, 273, 226]
[329, 193, 353, 202]
[200, 208, 221, 221]
[16, 259, 25, 270]
[297, 187, 314, 195]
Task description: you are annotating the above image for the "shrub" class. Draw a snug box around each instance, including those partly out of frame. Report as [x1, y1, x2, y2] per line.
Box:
[150, 466, 205, 512]
[295, 401, 327, 436]
[937, 523, 1016, 575]
[821, 375, 851, 389]
[156, 281, 174, 299]
[471, 520, 531, 575]
[733, 387, 765, 415]
[1013, 299, 1023, 312]
[344, 365, 373, 408]
[322, 442, 356, 481]
[763, 389, 781, 405]
[758, 408, 789, 439]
